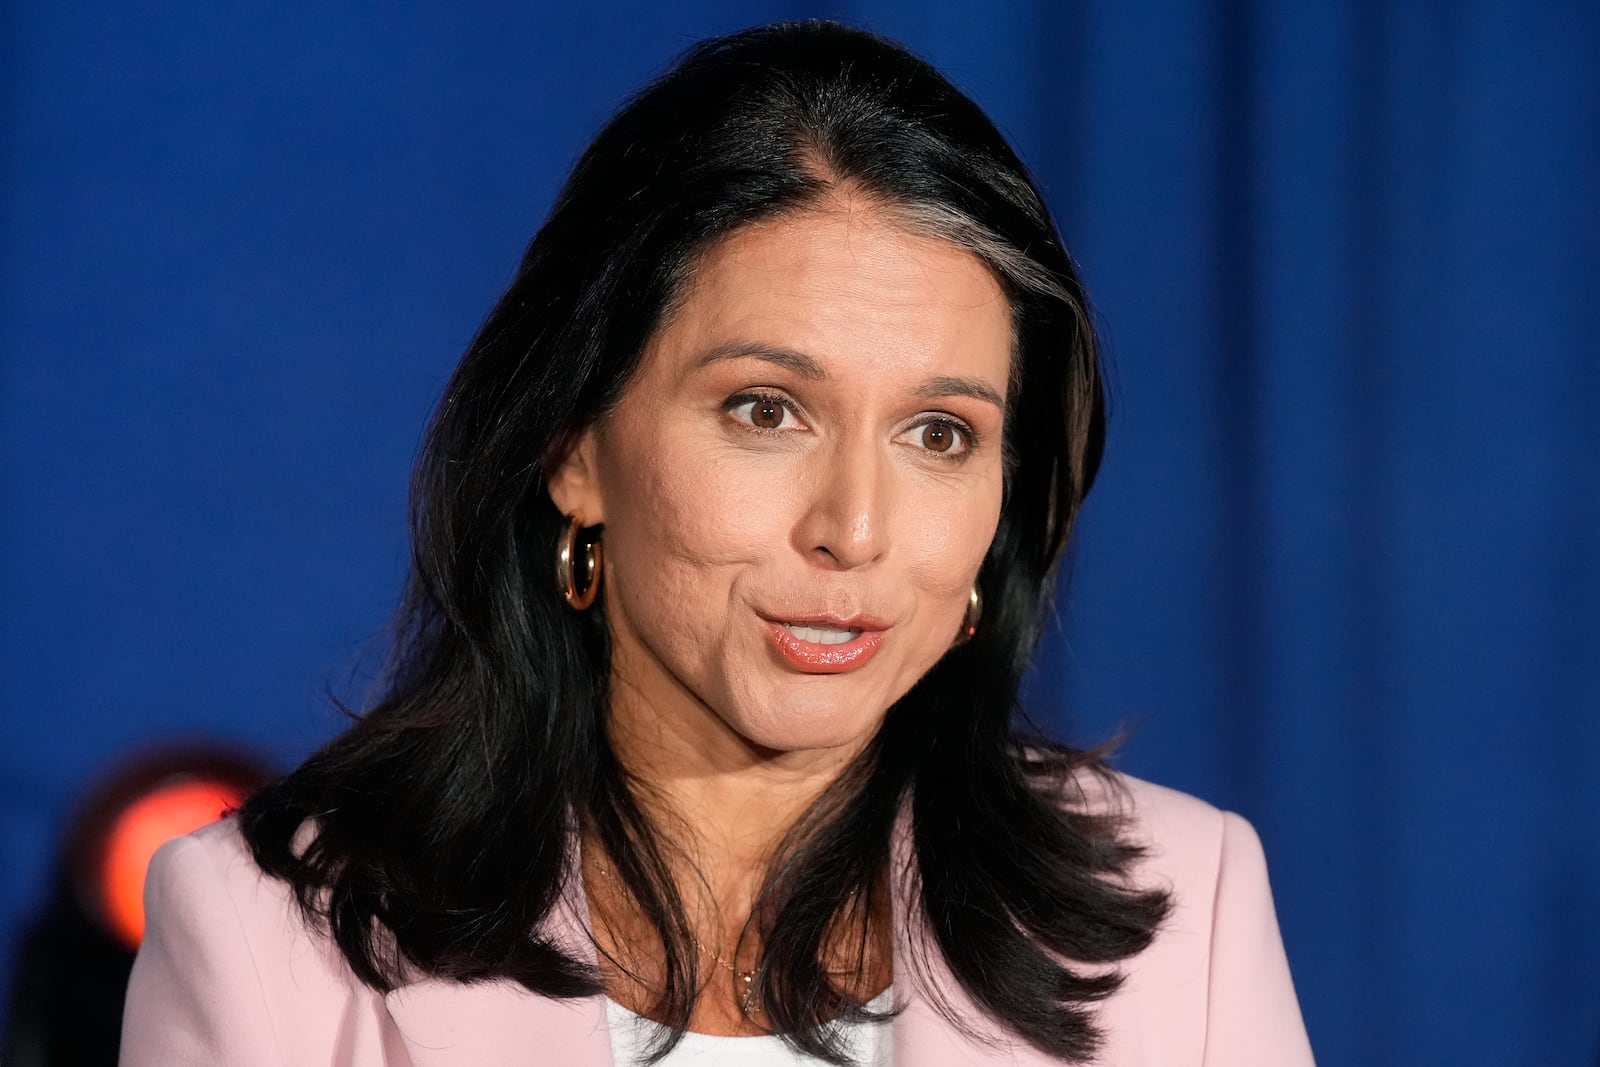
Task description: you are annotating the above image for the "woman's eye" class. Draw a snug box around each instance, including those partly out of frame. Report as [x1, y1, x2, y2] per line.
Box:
[907, 419, 968, 456]
[729, 395, 795, 430]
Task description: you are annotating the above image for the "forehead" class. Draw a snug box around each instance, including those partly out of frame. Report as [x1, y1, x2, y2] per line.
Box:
[647, 201, 1014, 383]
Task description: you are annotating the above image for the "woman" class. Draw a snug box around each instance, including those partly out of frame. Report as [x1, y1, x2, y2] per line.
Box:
[121, 20, 1313, 1067]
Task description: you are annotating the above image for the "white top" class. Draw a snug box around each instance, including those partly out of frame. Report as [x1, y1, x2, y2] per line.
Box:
[605, 988, 895, 1066]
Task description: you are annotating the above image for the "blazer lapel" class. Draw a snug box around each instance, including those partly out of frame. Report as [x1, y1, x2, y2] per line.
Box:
[383, 975, 611, 1067]
[383, 879, 614, 1067]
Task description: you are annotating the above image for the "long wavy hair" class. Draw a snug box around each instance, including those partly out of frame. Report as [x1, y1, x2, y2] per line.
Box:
[239, 20, 1168, 1065]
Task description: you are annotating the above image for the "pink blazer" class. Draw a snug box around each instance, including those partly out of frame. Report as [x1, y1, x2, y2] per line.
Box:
[120, 772, 1314, 1065]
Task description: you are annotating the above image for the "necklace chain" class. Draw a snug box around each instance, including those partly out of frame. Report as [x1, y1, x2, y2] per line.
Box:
[588, 857, 762, 1015]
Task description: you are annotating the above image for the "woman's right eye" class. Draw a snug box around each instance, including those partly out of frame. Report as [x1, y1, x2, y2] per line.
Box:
[727, 394, 799, 431]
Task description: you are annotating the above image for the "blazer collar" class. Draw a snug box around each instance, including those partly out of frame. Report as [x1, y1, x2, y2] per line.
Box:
[384, 815, 1056, 1066]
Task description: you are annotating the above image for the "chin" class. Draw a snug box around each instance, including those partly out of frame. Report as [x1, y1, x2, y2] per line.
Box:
[726, 688, 887, 756]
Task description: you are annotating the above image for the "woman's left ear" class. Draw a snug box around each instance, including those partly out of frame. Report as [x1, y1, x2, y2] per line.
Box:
[545, 427, 606, 524]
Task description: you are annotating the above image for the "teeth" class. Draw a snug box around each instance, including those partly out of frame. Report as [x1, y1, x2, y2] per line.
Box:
[783, 623, 861, 646]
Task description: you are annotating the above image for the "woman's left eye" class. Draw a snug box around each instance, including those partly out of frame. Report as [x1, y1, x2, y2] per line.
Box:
[904, 419, 970, 456]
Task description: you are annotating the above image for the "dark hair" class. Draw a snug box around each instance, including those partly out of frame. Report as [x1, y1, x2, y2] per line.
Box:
[240, 19, 1168, 1065]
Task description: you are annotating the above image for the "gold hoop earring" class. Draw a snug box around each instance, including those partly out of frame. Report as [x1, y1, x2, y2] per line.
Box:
[555, 512, 602, 610]
[955, 584, 982, 645]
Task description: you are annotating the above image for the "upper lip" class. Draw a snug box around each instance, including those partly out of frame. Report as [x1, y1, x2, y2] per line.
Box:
[758, 610, 891, 632]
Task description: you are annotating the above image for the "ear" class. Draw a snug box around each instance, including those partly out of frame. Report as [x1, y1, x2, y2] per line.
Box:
[545, 426, 606, 525]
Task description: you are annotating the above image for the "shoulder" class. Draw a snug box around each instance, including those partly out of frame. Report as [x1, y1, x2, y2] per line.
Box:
[1059, 765, 1274, 952]
[125, 817, 392, 1065]
[1062, 767, 1253, 894]
[150, 814, 294, 904]
[148, 816, 338, 969]
[1055, 767, 1314, 1065]
[155, 815, 367, 988]
[1021, 758, 1262, 932]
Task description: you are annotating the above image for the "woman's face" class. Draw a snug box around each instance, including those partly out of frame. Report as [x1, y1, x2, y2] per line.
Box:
[550, 198, 1012, 761]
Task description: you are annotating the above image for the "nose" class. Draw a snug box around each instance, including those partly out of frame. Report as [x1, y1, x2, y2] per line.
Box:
[793, 443, 889, 570]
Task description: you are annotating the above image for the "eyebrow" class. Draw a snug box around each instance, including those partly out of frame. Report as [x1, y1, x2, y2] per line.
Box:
[695, 340, 1007, 412]
[915, 375, 1007, 412]
[694, 341, 826, 380]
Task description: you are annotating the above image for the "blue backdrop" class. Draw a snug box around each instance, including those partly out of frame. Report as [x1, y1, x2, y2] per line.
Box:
[2, 3, 1596, 1064]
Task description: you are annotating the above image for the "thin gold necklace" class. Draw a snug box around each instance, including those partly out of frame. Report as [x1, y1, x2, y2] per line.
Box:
[588, 858, 762, 1016]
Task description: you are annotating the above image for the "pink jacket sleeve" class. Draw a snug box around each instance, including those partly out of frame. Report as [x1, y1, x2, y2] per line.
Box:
[1202, 812, 1316, 1066]
[119, 834, 286, 1066]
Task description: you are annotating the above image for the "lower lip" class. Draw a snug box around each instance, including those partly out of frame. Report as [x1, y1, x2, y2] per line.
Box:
[765, 623, 885, 674]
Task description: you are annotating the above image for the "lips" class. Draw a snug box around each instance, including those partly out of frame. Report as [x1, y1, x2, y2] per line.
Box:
[760, 612, 888, 674]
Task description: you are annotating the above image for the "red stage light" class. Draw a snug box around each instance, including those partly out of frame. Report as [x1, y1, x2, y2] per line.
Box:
[4, 747, 273, 1064]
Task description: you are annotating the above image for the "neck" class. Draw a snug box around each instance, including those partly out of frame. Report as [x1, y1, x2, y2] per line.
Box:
[602, 666, 871, 902]
[583, 656, 893, 1035]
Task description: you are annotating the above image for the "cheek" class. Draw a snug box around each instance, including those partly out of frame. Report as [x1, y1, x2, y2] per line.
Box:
[596, 431, 796, 643]
[903, 475, 1003, 599]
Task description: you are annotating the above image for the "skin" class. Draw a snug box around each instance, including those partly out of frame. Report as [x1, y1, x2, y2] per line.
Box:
[547, 190, 1013, 1034]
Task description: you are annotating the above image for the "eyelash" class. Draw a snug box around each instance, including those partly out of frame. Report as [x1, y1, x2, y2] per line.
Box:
[722, 391, 979, 460]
